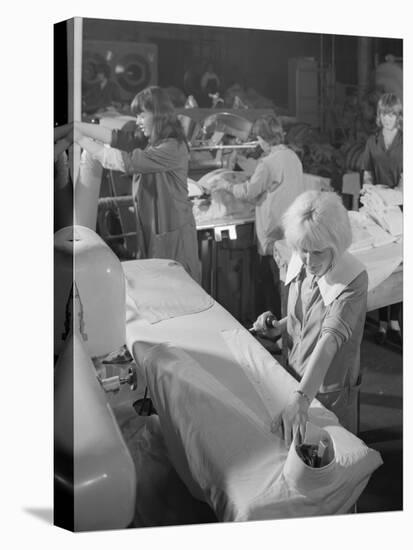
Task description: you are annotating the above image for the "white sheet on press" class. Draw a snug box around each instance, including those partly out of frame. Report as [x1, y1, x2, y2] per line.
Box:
[142, 333, 382, 522]
[122, 259, 214, 324]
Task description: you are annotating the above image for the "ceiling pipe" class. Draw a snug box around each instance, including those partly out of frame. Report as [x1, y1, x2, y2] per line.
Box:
[357, 36, 373, 101]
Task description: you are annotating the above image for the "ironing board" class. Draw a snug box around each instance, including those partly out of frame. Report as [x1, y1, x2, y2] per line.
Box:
[121, 259, 382, 522]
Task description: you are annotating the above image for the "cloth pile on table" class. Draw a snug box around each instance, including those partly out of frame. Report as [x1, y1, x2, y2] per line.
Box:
[348, 210, 397, 252]
[192, 169, 255, 224]
[359, 184, 403, 237]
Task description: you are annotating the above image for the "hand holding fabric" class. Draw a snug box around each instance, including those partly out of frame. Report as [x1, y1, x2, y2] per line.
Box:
[209, 178, 233, 193]
[271, 391, 310, 447]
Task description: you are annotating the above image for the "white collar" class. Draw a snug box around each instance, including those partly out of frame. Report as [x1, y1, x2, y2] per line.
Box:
[285, 251, 366, 306]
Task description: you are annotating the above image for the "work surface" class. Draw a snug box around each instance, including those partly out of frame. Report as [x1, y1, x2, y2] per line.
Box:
[120, 259, 382, 523]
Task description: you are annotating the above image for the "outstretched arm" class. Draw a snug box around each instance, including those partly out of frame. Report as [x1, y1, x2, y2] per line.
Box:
[74, 121, 113, 144]
[271, 332, 340, 447]
[54, 122, 73, 142]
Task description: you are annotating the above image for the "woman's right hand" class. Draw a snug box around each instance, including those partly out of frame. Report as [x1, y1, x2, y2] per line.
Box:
[54, 122, 73, 143]
[253, 311, 282, 339]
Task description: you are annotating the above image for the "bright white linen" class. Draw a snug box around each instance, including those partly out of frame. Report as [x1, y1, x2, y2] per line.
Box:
[123, 259, 382, 521]
[360, 184, 403, 236]
[122, 259, 214, 324]
[193, 169, 255, 226]
[348, 210, 396, 252]
[140, 337, 382, 521]
[355, 241, 402, 290]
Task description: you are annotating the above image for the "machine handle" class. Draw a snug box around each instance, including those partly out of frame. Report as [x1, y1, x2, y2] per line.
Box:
[99, 365, 138, 393]
[213, 224, 237, 242]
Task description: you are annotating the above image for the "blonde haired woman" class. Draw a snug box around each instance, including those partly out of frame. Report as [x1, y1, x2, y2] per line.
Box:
[253, 190, 368, 445]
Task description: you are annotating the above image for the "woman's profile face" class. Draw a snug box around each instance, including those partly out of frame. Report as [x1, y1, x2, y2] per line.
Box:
[136, 108, 154, 137]
[380, 111, 397, 131]
[298, 246, 334, 278]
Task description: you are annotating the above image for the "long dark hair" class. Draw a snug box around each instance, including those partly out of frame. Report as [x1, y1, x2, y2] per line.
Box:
[130, 86, 188, 148]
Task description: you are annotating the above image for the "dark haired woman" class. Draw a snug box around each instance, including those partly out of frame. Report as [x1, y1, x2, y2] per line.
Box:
[362, 93, 403, 345]
[74, 86, 200, 282]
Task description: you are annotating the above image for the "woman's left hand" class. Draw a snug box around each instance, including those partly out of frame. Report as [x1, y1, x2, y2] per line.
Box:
[271, 391, 310, 447]
[210, 179, 233, 193]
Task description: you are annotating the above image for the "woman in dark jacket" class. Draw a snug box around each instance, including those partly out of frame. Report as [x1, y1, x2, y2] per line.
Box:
[74, 86, 200, 283]
[362, 93, 403, 345]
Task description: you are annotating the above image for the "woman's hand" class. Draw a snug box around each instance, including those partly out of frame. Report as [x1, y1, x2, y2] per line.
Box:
[271, 391, 310, 447]
[210, 178, 233, 193]
[54, 122, 73, 143]
[253, 311, 283, 339]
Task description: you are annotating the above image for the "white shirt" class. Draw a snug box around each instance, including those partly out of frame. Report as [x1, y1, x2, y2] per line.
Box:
[232, 145, 304, 255]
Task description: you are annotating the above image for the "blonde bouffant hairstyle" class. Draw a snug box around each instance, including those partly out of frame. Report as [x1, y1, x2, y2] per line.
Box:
[282, 190, 352, 264]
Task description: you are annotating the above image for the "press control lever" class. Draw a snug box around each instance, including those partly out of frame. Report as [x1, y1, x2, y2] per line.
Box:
[99, 365, 138, 394]
[249, 314, 277, 335]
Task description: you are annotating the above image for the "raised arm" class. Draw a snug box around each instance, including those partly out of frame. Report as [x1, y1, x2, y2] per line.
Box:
[54, 122, 73, 142]
[74, 121, 113, 144]
[213, 160, 277, 203]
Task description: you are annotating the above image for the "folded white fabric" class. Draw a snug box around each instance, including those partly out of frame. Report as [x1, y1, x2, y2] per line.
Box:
[122, 259, 214, 324]
[142, 337, 382, 521]
[193, 169, 255, 225]
[354, 241, 402, 291]
[348, 210, 396, 252]
[361, 183, 403, 207]
[360, 184, 403, 237]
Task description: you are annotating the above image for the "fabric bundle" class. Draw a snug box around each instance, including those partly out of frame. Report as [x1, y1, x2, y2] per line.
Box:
[359, 184, 403, 237]
[348, 210, 396, 252]
[192, 169, 255, 224]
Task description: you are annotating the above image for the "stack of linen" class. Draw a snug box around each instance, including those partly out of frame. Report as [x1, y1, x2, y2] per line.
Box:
[359, 184, 403, 238]
[348, 210, 397, 253]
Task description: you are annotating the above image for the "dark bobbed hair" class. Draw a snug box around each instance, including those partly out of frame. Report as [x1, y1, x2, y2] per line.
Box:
[376, 93, 403, 129]
[130, 86, 188, 147]
[252, 114, 285, 145]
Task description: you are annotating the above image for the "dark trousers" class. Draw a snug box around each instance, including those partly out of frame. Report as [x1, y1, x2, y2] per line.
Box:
[379, 303, 402, 324]
[255, 254, 282, 320]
